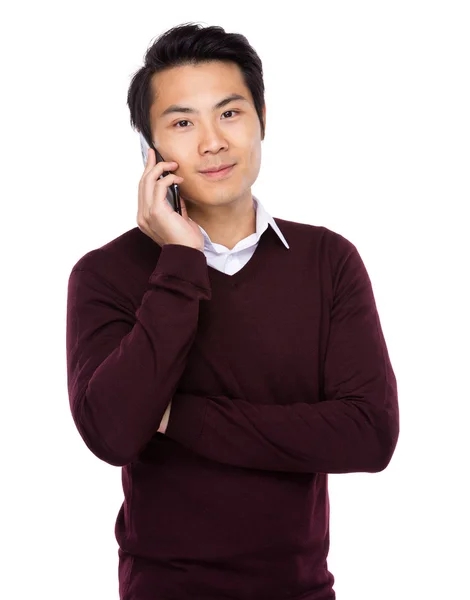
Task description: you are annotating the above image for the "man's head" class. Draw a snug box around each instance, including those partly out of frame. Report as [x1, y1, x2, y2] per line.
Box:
[127, 23, 266, 212]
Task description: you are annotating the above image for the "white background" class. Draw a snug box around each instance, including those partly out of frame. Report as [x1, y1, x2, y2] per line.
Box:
[1, 1, 469, 598]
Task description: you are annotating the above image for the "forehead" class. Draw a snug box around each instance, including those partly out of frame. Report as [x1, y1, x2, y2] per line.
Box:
[150, 61, 250, 113]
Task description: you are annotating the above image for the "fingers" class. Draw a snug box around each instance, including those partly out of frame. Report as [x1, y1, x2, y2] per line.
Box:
[136, 156, 204, 250]
[138, 171, 184, 238]
[143, 146, 157, 174]
[142, 148, 178, 179]
[147, 172, 184, 218]
[138, 152, 182, 220]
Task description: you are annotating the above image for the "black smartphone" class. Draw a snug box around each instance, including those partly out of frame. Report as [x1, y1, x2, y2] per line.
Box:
[139, 131, 182, 215]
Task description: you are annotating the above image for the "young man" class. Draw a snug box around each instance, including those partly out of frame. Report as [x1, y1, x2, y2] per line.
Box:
[66, 22, 399, 600]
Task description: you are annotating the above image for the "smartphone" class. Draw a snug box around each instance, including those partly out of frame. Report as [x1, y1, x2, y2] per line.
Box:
[139, 131, 182, 215]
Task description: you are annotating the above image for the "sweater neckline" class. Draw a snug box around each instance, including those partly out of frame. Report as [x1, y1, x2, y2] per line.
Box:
[206, 224, 273, 285]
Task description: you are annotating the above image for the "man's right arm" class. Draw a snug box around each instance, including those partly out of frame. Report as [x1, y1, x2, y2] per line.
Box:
[66, 244, 211, 467]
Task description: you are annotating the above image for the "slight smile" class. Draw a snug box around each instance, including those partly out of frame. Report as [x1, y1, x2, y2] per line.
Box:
[199, 165, 235, 180]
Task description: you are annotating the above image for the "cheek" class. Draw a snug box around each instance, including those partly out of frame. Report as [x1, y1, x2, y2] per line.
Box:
[247, 142, 262, 169]
[160, 139, 190, 167]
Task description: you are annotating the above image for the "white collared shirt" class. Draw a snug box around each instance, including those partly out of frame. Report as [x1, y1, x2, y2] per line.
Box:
[196, 195, 290, 275]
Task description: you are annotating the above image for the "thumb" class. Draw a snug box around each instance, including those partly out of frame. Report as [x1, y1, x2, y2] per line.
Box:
[179, 196, 187, 217]
[180, 196, 190, 220]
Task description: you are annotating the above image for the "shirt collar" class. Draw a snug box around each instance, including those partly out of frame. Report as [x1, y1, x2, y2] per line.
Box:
[253, 195, 290, 249]
[196, 195, 290, 252]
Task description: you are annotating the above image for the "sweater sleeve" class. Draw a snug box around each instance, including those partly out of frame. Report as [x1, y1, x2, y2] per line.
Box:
[66, 244, 211, 467]
[165, 244, 399, 474]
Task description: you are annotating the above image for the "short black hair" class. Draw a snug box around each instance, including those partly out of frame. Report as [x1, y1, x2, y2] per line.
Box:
[126, 22, 266, 146]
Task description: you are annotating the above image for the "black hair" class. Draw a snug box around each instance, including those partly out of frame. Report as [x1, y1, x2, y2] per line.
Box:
[126, 22, 266, 146]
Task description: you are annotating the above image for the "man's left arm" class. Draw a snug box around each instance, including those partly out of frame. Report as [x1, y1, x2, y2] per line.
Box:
[162, 245, 400, 474]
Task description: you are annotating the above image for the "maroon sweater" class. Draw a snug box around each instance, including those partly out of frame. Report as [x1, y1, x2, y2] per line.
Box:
[66, 219, 399, 599]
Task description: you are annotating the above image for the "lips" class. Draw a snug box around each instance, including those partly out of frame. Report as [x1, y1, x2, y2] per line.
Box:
[199, 164, 235, 180]
[200, 163, 235, 173]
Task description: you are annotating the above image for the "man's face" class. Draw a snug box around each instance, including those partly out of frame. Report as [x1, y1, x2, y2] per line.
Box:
[149, 60, 265, 210]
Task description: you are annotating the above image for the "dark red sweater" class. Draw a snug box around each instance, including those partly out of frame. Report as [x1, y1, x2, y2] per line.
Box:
[66, 219, 399, 599]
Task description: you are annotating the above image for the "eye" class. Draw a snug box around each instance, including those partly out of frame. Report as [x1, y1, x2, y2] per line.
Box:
[174, 120, 191, 128]
[222, 110, 240, 119]
[173, 110, 240, 128]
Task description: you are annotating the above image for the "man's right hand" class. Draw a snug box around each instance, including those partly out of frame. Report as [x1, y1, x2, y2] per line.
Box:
[137, 148, 205, 252]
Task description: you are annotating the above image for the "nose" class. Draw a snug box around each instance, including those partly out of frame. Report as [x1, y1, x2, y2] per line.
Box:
[198, 122, 229, 154]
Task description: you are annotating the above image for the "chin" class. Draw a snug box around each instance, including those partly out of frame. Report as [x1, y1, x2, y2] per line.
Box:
[181, 189, 239, 206]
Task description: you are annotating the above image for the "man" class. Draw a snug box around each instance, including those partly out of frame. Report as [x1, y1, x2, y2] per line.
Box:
[66, 22, 399, 600]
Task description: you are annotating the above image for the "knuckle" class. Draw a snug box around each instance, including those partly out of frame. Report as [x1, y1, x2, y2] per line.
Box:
[157, 172, 177, 183]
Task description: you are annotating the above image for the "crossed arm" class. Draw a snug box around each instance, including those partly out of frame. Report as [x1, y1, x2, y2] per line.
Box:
[157, 246, 399, 475]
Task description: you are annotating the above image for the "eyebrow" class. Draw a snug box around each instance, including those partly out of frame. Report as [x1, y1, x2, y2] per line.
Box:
[160, 93, 249, 118]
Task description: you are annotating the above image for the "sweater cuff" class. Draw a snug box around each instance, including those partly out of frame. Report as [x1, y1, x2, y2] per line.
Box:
[165, 392, 208, 443]
[150, 244, 211, 293]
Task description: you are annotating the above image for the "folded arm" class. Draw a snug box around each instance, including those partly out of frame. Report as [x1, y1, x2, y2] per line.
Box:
[66, 244, 211, 466]
[165, 245, 399, 474]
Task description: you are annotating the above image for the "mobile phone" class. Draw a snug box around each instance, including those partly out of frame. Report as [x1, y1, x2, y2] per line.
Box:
[139, 131, 182, 215]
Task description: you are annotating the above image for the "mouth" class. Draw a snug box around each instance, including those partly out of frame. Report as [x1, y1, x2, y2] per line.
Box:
[199, 164, 235, 180]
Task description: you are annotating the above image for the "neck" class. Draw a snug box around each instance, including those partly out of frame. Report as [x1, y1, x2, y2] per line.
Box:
[185, 194, 257, 251]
